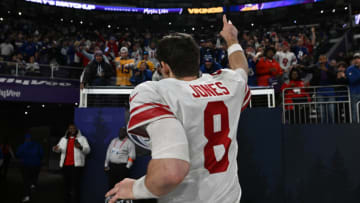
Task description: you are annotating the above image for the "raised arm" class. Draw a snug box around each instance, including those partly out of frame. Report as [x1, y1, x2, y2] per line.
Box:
[220, 15, 249, 74]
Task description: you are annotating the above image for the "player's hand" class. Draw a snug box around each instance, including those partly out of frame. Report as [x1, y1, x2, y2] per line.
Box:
[105, 178, 135, 202]
[220, 15, 239, 47]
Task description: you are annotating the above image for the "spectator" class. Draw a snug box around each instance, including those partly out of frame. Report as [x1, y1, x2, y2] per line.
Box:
[275, 41, 297, 81]
[104, 127, 136, 189]
[281, 67, 311, 123]
[144, 41, 158, 65]
[200, 55, 223, 74]
[81, 50, 115, 89]
[256, 46, 283, 86]
[335, 61, 350, 122]
[130, 62, 153, 86]
[16, 134, 44, 203]
[293, 38, 309, 65]
[52, 124, 91, 203]
[0, 137, 15, 180]
[0, 39, 14, 60]
[114, 47, 135, 86]
[346, 53, 360, 123]
[136, 51, 155, 72]
[245, 46, 257, 86]
[200, 39, 217, 65]
[130, 43, 142, 63]
[152, 63, 163, 81]
[25, 56, 40, 76]
[308, 55, 337, 123]
[0, 57, 10, 74]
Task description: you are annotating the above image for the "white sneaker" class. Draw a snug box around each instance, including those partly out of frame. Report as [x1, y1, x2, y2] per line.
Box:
[22, 196, 30, 202]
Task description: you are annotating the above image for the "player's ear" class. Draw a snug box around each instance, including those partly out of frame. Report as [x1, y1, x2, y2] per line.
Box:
[160, 61, 171, 78]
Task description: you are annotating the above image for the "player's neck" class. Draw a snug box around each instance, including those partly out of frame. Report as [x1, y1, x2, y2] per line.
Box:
[179, 76, 199, 81]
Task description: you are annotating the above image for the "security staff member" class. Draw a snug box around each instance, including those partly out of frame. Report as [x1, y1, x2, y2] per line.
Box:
[104, 127, 136, 189]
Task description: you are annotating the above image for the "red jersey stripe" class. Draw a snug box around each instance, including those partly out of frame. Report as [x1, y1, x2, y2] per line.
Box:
[130, 103, 170, 115]
[128, 106, 174, 129]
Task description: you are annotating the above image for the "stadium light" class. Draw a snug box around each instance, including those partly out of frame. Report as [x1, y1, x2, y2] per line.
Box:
[332, 9, 336, 13]
[18, 12, 22, 16]
[117, 27, 120, 30]
[70, 19, 74, 23]
[345, 6, 348, 10]
[320, 10, 324, 14]
[75, 102, 78, 106]
[25, 111, 28, 115]
[60, 18, 64, 22]
[251, 23, 254, 27]
[0, 18, 3, 21]
[27, 105, 31, 109]
[192, 27, 195, 31]
[108, 24, 111, 28]
[7, 11, 10, 14]
[210, 25, 214, 28]
[42, 104, 45, 108]
[169, 22, 172, 25]
[80, 20, 83, 24]
[293, 20, 297, 24]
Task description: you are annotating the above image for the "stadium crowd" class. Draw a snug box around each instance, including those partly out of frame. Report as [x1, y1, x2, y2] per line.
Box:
[0, 16, 359, 120]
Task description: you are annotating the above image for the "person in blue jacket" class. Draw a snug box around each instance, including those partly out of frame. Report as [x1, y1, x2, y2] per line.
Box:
[346, 53, 360, 123]
[16, 134, 44, 203]
[130, 61, 153, 86]
[200, 55, 223, 74]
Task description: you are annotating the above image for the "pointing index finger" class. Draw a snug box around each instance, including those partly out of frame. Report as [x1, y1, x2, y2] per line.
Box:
[223, 15, 228, 25]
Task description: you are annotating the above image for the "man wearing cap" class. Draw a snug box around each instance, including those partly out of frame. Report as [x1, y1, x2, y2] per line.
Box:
[16, 134, 44, 202]
[81, 50, 115, 88]
[346, 53, 360, 122]
[200, 55, 223, 74]
[114, 47, 136, 86]
[136, 51, 155, 72]
[104, 127, 136, 189]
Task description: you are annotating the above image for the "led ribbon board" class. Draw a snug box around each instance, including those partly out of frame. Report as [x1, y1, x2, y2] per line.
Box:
[24, 0, 183, 14]
[230, 0, 324, 12]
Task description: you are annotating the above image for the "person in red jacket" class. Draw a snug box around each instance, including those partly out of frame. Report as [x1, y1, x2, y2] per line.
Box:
[256, 46, 283, 86]
[281, 67, 311, 123]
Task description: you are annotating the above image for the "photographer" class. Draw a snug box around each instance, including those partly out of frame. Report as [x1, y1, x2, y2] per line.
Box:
[53, 124, 91, 203]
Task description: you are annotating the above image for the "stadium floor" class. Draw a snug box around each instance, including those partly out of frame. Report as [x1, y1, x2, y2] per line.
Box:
[0, 168, 64, 203]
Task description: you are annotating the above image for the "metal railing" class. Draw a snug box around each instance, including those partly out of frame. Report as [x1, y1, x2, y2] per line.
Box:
[0, 61, 83, 81]
[79, 86, 275, 108]
[282, 85, 352, 124]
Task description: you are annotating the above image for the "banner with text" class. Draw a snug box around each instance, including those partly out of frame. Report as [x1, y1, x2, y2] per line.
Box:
[0, 76, 79, 103]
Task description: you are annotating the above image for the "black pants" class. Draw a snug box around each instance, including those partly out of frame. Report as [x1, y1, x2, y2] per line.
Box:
[62, 166, 83, 203]
[21, 165, 41, 197]
[108, 163, 129, 190]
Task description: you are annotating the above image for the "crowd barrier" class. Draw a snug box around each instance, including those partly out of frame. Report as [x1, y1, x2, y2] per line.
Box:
[0, 61, 83, 81]
[282, 85, 352, 124]
[79, 86, 276, 108]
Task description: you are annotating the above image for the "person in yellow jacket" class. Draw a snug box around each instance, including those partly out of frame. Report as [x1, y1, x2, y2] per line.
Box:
[114, 47, 135, 86]
[136, 51, 155, 72]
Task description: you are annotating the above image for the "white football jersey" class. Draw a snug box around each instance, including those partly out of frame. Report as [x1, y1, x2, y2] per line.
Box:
[128, 68, 250, 203]
[275, 51, 297, 72]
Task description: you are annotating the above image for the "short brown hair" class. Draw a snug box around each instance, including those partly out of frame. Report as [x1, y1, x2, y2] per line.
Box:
[156, 33, 200, 78]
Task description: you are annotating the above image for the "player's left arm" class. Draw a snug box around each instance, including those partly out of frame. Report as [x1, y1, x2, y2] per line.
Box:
[106, 118, 190, 202]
